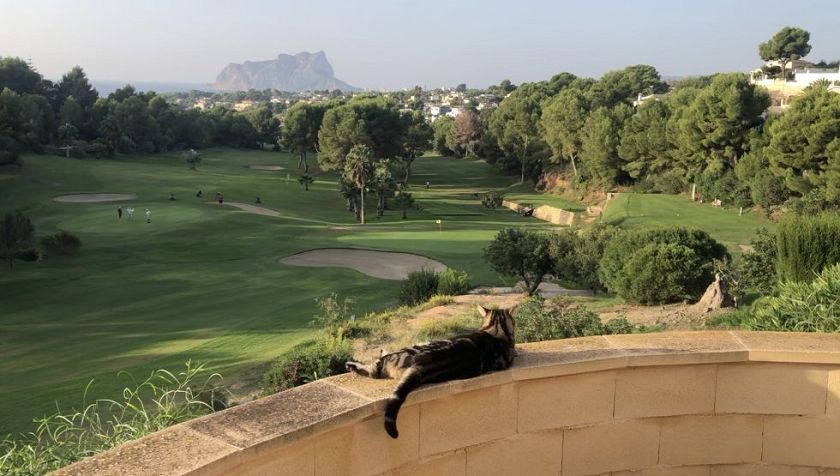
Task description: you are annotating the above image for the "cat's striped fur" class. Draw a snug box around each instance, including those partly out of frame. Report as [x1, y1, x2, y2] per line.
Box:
[345, 305, 517, 438]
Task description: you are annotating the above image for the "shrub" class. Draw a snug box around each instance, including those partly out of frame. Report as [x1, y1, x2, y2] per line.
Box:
[622, 243, 705, 304]
[740, 228, 777, 294]
[261, 337, 353, 393]
[515, 296, 605, 343]
[417, 314, 480, 340]
[13, 248, 40, 262]
[311, 293, 356, 339]
[484, 228, 553, 295]
[40, 231, 82, 256]
[599, 227, 728, 303]
[436, 268, 471, 295]
[776, 214, 840, 283]
[481, 190, 505, 209]
[399, 268, 440, 305]
[0, 362, 223, 475]
[653, 171, 687, 194]
[750, 170, 789, 208]
[748, 263, 840, 332]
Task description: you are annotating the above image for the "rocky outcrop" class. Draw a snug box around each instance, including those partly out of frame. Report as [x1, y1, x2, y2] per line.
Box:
[211, 51, 359, 92]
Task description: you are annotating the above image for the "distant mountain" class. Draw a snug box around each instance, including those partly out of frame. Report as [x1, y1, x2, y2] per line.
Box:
[210, 51, 359, 92]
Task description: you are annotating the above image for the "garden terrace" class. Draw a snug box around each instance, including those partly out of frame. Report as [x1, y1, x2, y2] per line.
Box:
[55, 331, 840, 476]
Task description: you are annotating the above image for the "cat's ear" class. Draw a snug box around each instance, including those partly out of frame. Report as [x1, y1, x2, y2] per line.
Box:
[507, 303, 520, 315]
[379, 348, 388, 359]
[476, 304, 489, 316]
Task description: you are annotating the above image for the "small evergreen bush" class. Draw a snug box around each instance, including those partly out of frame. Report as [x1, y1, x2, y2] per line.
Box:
[40, 231, 82, 256]
[481, 191, 504, 209]
[776, 214, 840, 283]
[261, 337, 353, 393]
[399, 268, 440, 305]
[436, 268, 471, 295]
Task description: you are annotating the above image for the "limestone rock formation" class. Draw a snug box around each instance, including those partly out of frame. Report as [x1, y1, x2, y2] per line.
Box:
[211, 51, 359, 92]
[693, 273, 734, 314]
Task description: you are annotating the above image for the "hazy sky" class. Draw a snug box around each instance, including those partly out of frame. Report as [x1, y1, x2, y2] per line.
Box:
[1, 0, 838, 90]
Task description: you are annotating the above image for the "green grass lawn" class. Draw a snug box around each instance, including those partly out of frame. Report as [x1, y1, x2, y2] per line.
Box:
[0, 150, 552, 434]
[602, 193, 774, 251]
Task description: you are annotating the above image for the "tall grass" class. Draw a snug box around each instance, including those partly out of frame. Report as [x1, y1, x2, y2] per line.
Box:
[0, 362, 225, 476]
[748, 263, 840, 332]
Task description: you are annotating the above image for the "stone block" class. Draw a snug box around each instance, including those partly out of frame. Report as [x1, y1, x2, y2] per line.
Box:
[389, 451, 466, 476]
[314, 406, 419, 476]
[518, 371, 615, 432]
[659, 415, 763, 466]
[562, 420, 660, 476]
[465, 431, 563, 476]
[763, 416, 840, 468]
[710, 463, 818, 475]
[716, 363, 828, 416]
[614, 365, 716, 419]
[419, 383, 517, 457]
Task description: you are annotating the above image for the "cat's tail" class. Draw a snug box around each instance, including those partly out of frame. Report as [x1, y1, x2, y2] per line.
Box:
[384, 367, 422, 439]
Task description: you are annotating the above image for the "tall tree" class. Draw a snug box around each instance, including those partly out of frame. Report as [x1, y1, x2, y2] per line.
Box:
[282, 102, 326, 172]
[542, 86, 590, 176]
[618, 100, 672, 179]
[247, 105, 280, 147]
[674, 73, 769, 176]
[0, 57, 43, 95]
[1, 211, 34, 270]
[766, 86, 840, 195]
[344, 144, 374, 224]
[579, 105, 631, 187]
[759, 27, 812, 81]
[400, 110, 432, 182]
[318, 98, 404, 171]
[450, 109, 481, 157]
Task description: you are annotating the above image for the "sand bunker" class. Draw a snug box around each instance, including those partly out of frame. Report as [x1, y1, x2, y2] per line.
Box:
[248, 165, 285, 171]
[209, 202, 281, 217]
[54, 193, 138, 203]
[280, 249, 446, 280]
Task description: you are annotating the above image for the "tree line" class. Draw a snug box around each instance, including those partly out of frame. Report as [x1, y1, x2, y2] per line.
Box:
[428, 26, 838, 213]
[0, 58, 279, 164]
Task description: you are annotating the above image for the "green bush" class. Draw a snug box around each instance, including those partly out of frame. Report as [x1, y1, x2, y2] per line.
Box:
[13, 248, 40, 262]
[653, 171, 687, 194]
[0, 362, 223, 475]
[599, 227, 728, 303]
[622, 243, 705, 304]
[481, 190, 505, 209]
[261, 337, 353, 393]
[750, 170, 789, 208]
[740, 228, 777, 294]
[311, 293, 356, 339]
[776, 214, 840, 283]
[515, 296, 605, 343]
[436, 268, 471, 295]
[399, 268, 440, 305]
[484, 228, 553, 295]
[40, 231, 82, 256]
[748, 263, 840, 332]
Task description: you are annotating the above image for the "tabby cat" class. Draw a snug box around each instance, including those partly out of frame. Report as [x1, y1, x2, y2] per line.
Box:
[345, 304, 517, 438]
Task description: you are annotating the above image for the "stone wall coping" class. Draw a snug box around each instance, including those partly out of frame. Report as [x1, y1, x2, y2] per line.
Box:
[52, 331, 840, 475]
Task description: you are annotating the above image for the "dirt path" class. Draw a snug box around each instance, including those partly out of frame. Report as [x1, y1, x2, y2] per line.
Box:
[208, 201, 282, 217]
[248, 165, 285, 171]
[53, 193, 138, 203]
[280, 248, 446, 280]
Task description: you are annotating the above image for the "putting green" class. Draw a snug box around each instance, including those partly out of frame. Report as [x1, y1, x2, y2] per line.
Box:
[57, 204, 207, 233]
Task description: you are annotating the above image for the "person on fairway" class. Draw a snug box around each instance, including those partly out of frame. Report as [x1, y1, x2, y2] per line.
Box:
[145, 208, 151, 223]
[117, 206, 123, 220]
[126, 207, 134, 220]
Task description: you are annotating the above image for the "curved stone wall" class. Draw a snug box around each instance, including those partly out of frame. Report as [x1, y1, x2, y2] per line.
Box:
[55, 331, 840, 475]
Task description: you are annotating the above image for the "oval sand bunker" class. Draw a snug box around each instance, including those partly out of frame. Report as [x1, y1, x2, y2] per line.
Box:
[280, 249, 446, 280]
[248, 165, 285, 171]
[54, 193, 138, 203]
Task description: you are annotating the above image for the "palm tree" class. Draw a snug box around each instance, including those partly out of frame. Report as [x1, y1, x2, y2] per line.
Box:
[344, 145, 374, 224]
